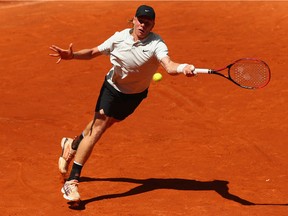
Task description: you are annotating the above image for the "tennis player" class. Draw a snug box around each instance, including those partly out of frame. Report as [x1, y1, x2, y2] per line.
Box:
[50, 5, 195, 202]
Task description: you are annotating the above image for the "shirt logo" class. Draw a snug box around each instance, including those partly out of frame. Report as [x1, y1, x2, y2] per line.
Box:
[143, 50, 149, 52]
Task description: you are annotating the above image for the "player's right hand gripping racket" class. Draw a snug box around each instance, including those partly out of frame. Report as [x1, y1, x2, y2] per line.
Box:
[193, 58, 271, 89]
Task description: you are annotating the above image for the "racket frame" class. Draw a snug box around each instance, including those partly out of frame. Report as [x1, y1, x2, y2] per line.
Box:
[193, 58, 271, 89]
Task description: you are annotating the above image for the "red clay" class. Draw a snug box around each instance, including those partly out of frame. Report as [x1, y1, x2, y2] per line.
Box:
[1, 1, 287, 215]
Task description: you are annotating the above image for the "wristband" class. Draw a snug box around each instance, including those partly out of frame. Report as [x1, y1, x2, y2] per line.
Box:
[177, 63, 188, 73]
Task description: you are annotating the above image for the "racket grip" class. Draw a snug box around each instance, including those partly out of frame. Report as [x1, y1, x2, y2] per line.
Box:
[193, 68, 212, 74]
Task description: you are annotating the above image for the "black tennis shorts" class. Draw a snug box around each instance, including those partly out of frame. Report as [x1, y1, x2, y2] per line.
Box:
[95, 77, 148, 121]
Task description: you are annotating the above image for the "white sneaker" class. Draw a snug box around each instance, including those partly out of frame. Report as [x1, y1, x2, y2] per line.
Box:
[61, 179, 80, 201]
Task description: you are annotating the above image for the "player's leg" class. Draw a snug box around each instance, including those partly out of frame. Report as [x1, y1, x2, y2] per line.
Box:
[75, 112, 118, 166]
[58, 120, 95, 174]
[60, 78, 148, 201]
[61, 112, 118, 201]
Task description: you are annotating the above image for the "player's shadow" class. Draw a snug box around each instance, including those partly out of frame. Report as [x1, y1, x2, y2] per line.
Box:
[68, 177, 287, 210]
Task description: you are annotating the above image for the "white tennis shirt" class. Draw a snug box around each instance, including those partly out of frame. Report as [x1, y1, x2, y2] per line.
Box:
[97, 28, 169, 94]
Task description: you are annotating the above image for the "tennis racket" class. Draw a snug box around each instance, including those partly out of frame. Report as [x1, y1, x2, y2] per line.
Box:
[193, 58, 271, 89]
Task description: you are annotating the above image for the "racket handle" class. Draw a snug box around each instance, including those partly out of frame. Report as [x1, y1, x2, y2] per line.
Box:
[193, 68, 212, 74]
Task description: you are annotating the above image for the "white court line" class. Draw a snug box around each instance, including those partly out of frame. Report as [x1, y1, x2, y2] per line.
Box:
[0, 1, 46, 9]
[1, 0, 287, 9]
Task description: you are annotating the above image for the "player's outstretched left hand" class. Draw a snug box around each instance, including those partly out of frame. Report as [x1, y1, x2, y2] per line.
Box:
[49, 43, 74, 64]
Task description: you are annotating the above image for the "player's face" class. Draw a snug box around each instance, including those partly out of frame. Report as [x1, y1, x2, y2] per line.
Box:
[133, 16, 155, 40]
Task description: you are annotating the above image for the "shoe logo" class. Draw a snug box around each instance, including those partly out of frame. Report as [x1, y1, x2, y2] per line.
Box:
[145, 9, 150, 12]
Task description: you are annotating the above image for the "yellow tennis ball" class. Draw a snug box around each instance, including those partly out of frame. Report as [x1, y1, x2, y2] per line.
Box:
[153, 72, 162, 82]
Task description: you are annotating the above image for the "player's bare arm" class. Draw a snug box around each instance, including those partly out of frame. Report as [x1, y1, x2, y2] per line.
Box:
[160, 56, 195, 76]
[73, 46, 102, 60]
[49, 43, 101, 63]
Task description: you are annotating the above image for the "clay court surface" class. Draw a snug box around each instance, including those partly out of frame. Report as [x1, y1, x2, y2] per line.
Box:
[1, 0, 288, 215]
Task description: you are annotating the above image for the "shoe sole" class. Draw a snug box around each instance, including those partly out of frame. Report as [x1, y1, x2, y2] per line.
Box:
[58, 137, 73, 174]
[58, 157, 68, 174]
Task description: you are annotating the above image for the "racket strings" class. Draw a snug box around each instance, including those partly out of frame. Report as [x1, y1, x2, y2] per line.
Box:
[229, 61, 270, 88]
